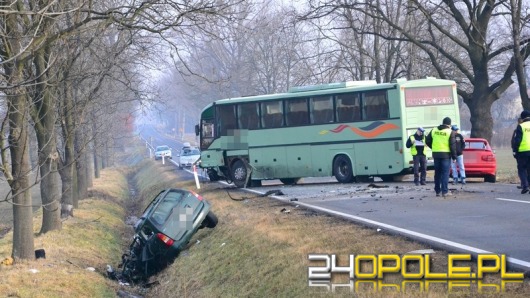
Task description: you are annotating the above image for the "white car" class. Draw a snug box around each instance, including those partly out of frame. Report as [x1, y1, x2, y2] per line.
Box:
[178, 148, 200, 169]
[154, 145, 172, 160]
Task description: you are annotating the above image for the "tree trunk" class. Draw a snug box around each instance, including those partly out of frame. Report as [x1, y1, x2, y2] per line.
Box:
[75, 129, 88, 201]
[32, 49, 62, 234]
[7, 88, 35, 260]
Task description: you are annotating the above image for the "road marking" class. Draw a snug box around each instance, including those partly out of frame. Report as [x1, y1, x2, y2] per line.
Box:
[495, 198, 530, 204]
[268, 192, 530, 271]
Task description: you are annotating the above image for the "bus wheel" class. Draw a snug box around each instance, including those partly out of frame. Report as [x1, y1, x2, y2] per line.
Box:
[333, 155, 354, 183]
[231, 160, 248, 188]
[279, 178, 300, 185]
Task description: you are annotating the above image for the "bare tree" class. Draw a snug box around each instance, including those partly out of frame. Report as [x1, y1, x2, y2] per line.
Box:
[302, 0, 530, 142]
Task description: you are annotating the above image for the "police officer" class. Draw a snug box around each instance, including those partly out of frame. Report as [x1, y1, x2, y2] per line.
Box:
[512, 110, 530, 194]
[406, 127, 427, 186]
[426, 117, 457, 197]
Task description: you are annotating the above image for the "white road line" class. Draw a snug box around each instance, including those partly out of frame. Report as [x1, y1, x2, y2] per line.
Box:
[495, 198, 530, 204]
[265, 193, 530, 271]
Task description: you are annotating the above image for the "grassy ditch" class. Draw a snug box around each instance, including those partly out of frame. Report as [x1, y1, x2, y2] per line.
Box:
[0, 168, 130, 298]
[135, 161, 530, 297]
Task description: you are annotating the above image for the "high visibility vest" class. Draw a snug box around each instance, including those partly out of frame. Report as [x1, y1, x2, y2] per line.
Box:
[409, 135, 425, 156]
[431, 127, 451, 153]
[519, 122, 530, 152]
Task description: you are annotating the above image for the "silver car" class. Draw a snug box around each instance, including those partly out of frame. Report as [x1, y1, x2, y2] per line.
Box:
[178, 148, 200, 169]
[154, 145, 172, 160]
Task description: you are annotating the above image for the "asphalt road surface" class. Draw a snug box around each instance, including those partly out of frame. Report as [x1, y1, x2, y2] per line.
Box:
[249, 178, 530, 272]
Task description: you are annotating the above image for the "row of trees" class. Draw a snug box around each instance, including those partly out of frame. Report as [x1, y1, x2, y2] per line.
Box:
[2, 0, 529, 261]
[158, 0, 530, 145]
[0, 1, 241, 260]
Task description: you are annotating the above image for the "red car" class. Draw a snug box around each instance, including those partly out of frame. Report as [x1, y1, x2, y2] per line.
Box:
[457, 138, 497, 183]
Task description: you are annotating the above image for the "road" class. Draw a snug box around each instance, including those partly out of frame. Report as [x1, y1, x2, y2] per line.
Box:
[247, 179, 530, 272]
[142, 124, 530, 272]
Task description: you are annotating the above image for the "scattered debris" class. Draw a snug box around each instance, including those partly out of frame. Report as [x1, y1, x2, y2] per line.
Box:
[220, 243, 226, 247]
[368, 183, 389, 188]
[289, 198, 298, 201]
[376, 228, 382, 232]
[35, 248, 46, 259]
[280, 208, 291, 214]
[196, 240, 201, 245]
[29, 269, 39, 274]
[262, 190, 284, 196]
[86, 267, 96, 272]
[409, 197, 414, 200]
[1, 257, 13, 266]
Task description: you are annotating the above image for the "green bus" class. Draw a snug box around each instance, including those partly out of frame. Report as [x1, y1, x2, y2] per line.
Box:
[195, 77, 460, 187]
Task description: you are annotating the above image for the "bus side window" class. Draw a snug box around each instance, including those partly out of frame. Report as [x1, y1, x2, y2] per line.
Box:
[286, 98, 308, 126]
[238, 103, 259, 129]
[311, 95, 333, 124]
[363, 91, 388, 120]
[217, 105, 237, 136]
[336, 93, 361, 122]
[261, 101, 284, 128]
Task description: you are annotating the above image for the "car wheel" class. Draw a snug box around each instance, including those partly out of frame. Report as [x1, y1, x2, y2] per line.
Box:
[485, 174, 496, 183]
[231, 160, 248, 188]
[279, 178, 300, 185]
[201, 211, 218, 229]
[333, 155, 354, 183]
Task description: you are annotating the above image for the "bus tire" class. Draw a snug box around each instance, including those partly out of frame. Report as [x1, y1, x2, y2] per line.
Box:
[333, 155, 354, 183]
[231, 160, 248, 188]
[279, 178, 300, 185]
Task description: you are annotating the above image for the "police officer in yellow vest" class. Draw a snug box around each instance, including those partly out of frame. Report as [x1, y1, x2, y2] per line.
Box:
[406, 127, 427, 186]
[512, 110, 530, 194]
[426, 117, 457, 197]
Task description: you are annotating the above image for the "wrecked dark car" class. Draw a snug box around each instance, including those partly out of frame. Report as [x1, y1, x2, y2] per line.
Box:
[113, 188, 217, 284]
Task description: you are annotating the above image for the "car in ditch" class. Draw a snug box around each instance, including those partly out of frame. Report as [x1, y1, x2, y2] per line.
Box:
[154, 145, 172, 160]
[120, 188, 217, 283]
[177, 148, 201, 169]
[451, 138, 497, 183]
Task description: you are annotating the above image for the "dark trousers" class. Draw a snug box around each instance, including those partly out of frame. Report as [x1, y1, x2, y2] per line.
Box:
[434, 158, 451, 194]
[413, 155, 427, 183]
[517, 154, 530, 190]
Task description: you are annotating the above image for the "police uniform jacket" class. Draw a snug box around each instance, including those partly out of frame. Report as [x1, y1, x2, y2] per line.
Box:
[512, 118, 530, 156]
[425, 124, 457, 159]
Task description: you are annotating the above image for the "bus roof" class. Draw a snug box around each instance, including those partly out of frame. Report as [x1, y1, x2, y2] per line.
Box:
[202, 77, 455, 111]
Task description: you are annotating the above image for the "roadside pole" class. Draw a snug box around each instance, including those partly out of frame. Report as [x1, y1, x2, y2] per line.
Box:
[193, 165, 201, 189]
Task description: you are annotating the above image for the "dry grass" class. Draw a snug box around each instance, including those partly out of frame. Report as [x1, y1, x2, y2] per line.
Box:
[134, 162, 530, 298]
[0, 150, 526, 297]
[0, 168, 130, 298]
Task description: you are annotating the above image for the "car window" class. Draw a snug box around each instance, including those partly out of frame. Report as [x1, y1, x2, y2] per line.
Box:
[141, 190, 166, 217]
[466, 141, 487, 150]
[156, 146, 169, 152]
[149, 191, 185, 226]
[182, 149, 200, 156]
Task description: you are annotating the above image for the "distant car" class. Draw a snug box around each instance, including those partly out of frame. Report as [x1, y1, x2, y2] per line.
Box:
[154, 145, 172, 160]
[452, 138, 496, 183]
[124, 188, 217, 281]
[178, 148, 201, 169]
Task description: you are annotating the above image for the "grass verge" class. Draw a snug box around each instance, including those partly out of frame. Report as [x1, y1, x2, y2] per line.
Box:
[135, 161, 530, 297]
[0, 168, 130, 298]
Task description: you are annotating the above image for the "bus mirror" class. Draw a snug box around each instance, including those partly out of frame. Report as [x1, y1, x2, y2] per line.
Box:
[195, 124, 200, 136]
